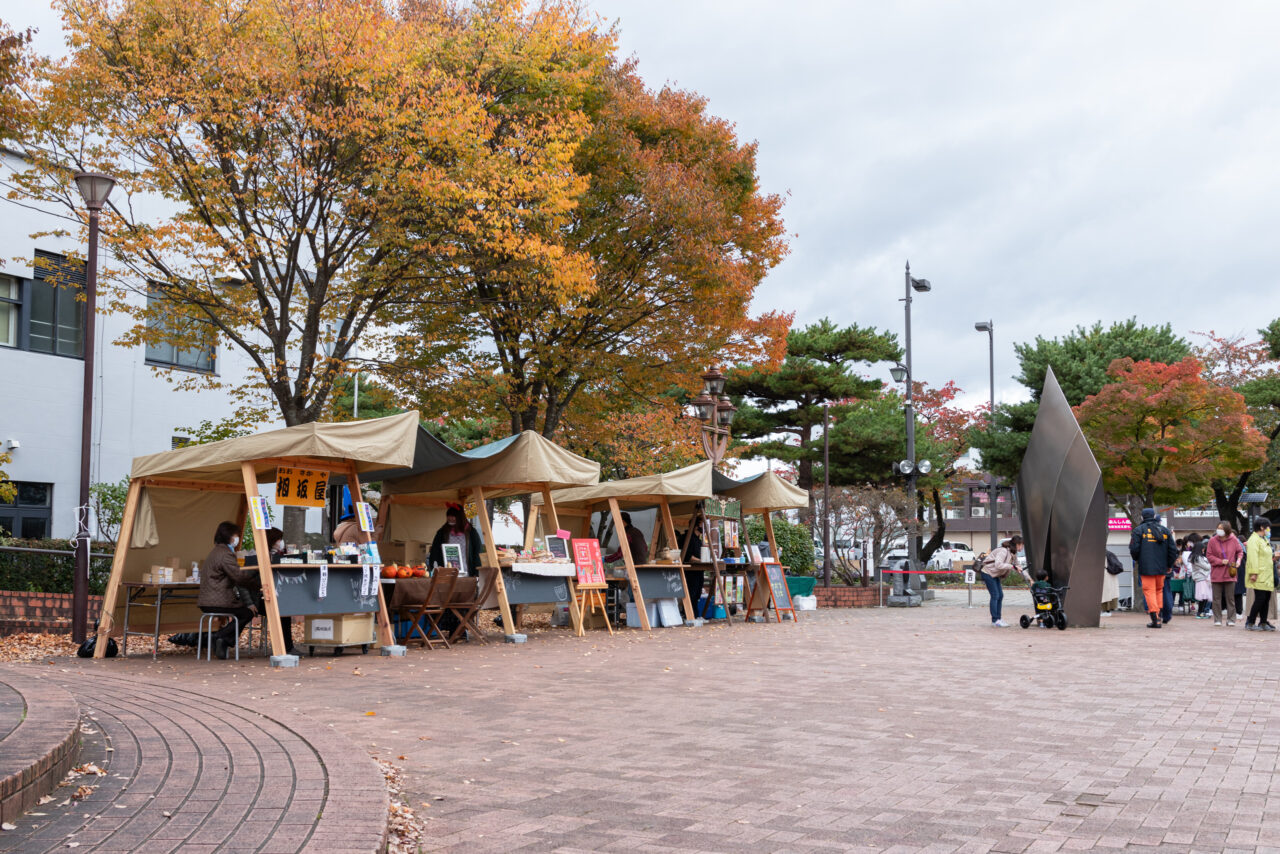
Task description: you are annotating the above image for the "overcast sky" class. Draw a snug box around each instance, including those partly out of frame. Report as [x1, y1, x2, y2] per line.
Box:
[14, 1, 1280, 411]
[588, 0, 1280, 407]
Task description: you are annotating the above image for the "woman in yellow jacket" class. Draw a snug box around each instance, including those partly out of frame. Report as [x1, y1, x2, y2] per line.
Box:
[1244, 517, 1277, 632]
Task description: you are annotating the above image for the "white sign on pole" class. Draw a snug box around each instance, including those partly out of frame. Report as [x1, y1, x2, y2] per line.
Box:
[964, 569, 976, 585]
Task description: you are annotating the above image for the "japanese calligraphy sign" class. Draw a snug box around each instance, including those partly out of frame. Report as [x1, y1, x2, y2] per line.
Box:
[274, 466, 329, 508]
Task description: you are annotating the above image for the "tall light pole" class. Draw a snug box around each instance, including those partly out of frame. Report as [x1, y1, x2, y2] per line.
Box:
[974, 320, 997, 551]
[822, 402, 832, 587]
[888, 262, 932, 606]
[72, 171, 116, 643]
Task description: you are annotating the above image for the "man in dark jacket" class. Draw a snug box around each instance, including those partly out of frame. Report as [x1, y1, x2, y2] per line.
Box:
[1129, 508, 1178, 629]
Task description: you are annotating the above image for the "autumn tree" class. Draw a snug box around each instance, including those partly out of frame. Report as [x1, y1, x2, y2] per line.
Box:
[387, 9, 790, 448]
[1074, 357, 1268, 521]
[13, 0, 561, 427]
[1196, 327, 1280, 527]
[0, 19, 32, 141]
[728, 319, 900, 522]
[971, 320, 1191, 479]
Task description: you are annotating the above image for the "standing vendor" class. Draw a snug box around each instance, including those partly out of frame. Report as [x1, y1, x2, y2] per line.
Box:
[606, 512, 649, 564]
[429, 503, 482, 575]
[199, 521, 283, 660]
[679, 505, 707, 613]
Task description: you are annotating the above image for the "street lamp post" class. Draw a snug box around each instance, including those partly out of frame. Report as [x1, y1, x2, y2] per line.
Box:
[888, 262, 932, 606]
[974, 320, 997, 551]
[691, 366, 736, 465]
[822, 402, 832, 587]
[72, 171, 116, 643]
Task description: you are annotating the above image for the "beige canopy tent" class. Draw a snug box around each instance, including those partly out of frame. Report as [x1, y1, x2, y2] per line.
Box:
[94, 412, 421, 659]
[378, 431, 601, 638]
[532, 460, 715, 630]
[721, 471, 808, 622]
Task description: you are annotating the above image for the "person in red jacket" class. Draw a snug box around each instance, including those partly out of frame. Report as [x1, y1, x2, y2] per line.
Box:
[1206, 521, 1244, 626]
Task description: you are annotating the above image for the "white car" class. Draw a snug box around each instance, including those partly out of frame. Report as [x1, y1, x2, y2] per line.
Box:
[928, 542, 976, 569]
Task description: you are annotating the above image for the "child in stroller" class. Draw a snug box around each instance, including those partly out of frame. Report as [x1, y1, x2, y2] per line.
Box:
[1020, 569, 1069, 630]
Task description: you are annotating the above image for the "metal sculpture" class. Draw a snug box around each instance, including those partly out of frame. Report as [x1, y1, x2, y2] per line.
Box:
[1016, 367, 1107, 627]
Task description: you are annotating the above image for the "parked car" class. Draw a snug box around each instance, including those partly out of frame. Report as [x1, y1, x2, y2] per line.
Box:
[877, 549, 909, 574]
[928, 541, 976, 570]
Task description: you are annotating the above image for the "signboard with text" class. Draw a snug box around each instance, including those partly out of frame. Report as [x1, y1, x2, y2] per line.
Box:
[274, 466, 329, 508]
[572, 538, 606, 587]
[1107, 517, 1132, 531]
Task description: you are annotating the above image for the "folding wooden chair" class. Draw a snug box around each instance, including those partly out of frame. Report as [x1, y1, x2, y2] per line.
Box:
[447, 569, 498, 644]
[409, 566, 458, 650]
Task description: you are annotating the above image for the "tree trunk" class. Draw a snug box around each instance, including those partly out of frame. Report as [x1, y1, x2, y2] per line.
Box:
[919, 487, 945, 563]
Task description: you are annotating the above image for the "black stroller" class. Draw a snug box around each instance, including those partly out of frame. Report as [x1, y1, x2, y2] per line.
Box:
[1020, 584, 1069, 630]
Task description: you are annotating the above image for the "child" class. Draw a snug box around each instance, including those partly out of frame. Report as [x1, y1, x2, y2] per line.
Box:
[1188, 534, 1213, 618]
[1031, 569, 1053, 592]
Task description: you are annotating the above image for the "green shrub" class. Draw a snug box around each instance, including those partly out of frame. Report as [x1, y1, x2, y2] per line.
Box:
[745, 515, 814, 574]
[0, 538, 113, 595]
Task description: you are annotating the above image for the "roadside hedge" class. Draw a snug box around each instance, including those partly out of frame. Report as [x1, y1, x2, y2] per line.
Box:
[0, 538, 113, 595]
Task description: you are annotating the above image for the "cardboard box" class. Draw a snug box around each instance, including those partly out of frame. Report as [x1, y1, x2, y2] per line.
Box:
[165, 556, 181, 569]
[305, 613, 375, 645]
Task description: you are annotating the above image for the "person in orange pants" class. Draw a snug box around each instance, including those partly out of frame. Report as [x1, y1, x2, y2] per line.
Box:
[1130, 508, 1178, 629]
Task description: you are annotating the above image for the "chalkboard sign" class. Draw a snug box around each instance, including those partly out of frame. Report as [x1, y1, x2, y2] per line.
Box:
[634, 566, 685, 601]
[763, 562, 793, 612]
[501, 568, 571, 606]
[273, 565, 380, 617]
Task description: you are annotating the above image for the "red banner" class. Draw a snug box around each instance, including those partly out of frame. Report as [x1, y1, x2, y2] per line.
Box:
[572, 538, 606, 586]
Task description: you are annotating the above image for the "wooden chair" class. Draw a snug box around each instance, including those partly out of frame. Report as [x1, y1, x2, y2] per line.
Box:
[408, 567, 459, 650]
[447, 569, 498, 644]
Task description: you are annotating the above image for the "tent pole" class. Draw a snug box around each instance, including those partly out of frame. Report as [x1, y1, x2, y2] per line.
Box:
[609, 497, 650, 630]
[94, 477, 142, 658]
[659, 500, 695, 622]
[523, 505, 540, 552]
[347, 463, 394, 648]
[541, 487, 582, 636]
[474, 486, 517, 637]
[241, 463, 287, 658]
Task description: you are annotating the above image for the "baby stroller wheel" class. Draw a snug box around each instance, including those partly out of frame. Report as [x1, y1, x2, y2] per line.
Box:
[1054, 612, 1067, 630]
[1041, 616, 1055, 629]
[1019, 614, 1031, 629]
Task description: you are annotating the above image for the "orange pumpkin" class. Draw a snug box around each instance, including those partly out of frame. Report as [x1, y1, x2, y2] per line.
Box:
[382, 565, 397, 579]
[413, 567, 427, 578]
[398, 567, 413, 579]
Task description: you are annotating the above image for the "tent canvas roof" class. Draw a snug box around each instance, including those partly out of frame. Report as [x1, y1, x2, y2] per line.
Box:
[721, 470, 809, 513]
[130, 411, 421, 484]
[382, 430, 600, 499]
[534, 460, 714, 510]
[330, 424, 470, 487]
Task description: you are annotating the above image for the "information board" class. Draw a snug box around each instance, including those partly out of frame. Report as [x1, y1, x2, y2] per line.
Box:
[501, 567, 571, 606]
[273, 565, 380, 617]
[571, 538, 606, 587]
[763, 562, 793, 612]
[275, 467, 329, 508]
[634, 566, 685, 601]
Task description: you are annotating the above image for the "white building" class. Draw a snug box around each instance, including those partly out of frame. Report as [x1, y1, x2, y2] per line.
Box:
[0, 149, 268, 539]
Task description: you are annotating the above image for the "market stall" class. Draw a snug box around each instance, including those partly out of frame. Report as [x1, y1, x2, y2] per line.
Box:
[720, 471, 809, 622]
[377, 431, 601, 641]
[93, 412, 421, 662]
[532, 460, 715, 631]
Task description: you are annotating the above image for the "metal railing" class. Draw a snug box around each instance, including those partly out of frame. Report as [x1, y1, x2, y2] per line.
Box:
[0, 545, 114, 560]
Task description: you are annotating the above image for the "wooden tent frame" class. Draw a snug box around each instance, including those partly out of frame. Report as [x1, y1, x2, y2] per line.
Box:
[528, 493, 696, 632]
[381, 484, 584, 638]
[95, 457, 397, 659]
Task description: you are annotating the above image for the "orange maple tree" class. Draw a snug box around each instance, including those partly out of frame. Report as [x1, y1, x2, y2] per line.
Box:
[1074, 357, 1268, 521]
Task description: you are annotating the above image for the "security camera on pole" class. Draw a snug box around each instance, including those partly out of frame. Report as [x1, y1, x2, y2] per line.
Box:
[887, 262, 932, 607]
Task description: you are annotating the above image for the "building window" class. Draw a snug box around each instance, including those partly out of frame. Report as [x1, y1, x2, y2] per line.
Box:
[144, 287, 216, 373]
[30, 250, 86, 358]
[0, 481, 53, 539]
[0, 274, 17, 348]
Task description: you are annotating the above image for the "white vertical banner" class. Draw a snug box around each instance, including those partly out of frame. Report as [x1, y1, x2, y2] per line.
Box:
[361, 565, 372, 597]
[318, 565, 329, 599]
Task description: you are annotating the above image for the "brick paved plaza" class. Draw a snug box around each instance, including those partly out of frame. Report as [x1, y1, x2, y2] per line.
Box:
[6, 598, 1280, 852]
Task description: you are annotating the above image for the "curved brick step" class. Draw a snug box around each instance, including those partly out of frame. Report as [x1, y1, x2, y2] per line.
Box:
[0, 671, 82, 828]
[0, 669, 386, 853]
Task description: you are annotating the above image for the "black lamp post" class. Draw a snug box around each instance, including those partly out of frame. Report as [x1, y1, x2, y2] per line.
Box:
[72, 171, 115, 643]
[974, 320, 997, 551]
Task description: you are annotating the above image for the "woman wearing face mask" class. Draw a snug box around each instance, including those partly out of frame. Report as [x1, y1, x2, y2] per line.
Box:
[199, 520, 265, 659]
[1206, 521, 1243, 626]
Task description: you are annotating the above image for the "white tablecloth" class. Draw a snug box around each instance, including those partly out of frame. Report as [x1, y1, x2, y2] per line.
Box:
[510, 561, 575, 577]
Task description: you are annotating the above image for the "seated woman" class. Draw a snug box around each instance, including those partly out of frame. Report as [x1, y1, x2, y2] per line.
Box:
[199, 521, 296, 659]
[242, 527, 295, 655]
